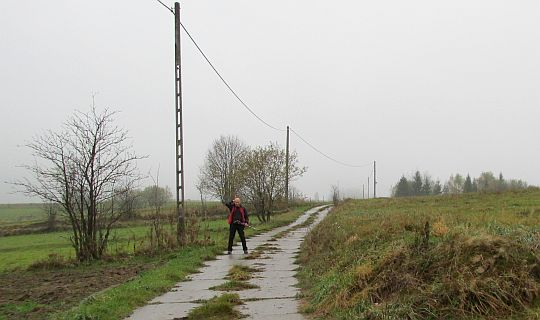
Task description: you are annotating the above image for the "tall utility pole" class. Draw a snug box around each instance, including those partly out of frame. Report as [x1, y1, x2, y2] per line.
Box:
[174, 2, 185, 244]
[285, 126, 290, 206]
[373, 161, 377, 199]
[362, 184, 365, 199]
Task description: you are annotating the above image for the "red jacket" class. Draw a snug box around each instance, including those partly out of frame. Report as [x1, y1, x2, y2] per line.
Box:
[225, 201, 248, 225]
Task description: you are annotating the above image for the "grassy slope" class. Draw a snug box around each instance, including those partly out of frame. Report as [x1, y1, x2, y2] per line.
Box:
[298, 190, 540, 319]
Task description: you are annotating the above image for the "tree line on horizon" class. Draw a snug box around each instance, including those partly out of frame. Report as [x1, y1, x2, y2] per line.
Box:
[392, 171, 529, 197]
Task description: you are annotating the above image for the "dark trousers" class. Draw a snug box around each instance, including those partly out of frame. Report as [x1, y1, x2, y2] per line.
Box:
[228, 223, 247, 252]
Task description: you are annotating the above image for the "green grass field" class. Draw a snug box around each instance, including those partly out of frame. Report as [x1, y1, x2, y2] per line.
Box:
[298, 189, 540, 319]
[0, 199, 302, 272]
[0, 225, 156, 271]
[0, 215, 240, 272]
[0, 200, 223, 225]
[0, 203, 47, 225]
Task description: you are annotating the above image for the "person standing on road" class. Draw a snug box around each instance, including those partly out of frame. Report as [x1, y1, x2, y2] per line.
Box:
[224, 196, 249, 254]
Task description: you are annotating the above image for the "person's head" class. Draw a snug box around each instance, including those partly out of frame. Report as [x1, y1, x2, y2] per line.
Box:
[233, 197, 241, 207]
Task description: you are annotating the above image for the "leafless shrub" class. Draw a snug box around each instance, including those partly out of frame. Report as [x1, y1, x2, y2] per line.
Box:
[331, 185, 340, 206]
[15, 106, 144, 261]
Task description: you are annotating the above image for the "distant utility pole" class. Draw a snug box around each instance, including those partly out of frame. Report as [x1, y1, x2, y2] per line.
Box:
[373, 161, 377, 199]
[174, 2, 186, 244]
[367, 177, 370, 199]
[362, 184, 365, 199]
[285, 126, 290, 207]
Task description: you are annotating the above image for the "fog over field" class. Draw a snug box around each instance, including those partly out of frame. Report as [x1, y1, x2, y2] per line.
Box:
[1, 0, 538, 203]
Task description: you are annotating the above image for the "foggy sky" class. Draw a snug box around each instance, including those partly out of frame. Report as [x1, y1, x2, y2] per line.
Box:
[1, 0, 539, 203]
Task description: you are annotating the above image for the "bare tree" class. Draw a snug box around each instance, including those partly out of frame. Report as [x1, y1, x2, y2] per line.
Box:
[118, 188, 143, 220]
[288, 185, 306, 204]
[444, 173, 464, 194]
[242, 143, 306, 222]
[196, 179, 208, 218]
[15, 107, 143, 261]
[145, 172, 175, 251]
[43, 202, 59, 231]
[331, 185, 340, 206]
[199, 135, 249, 202]
[141, 185, 172, 209]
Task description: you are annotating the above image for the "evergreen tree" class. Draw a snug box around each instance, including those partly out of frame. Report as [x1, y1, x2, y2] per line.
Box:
[463, 174, 474, 193]
[433, 180, 443, 195]
[394, 176, 411, 197]
[421, 175, 433, 195]
[497, 172, 506, 192]
[412, 171, 423, 196]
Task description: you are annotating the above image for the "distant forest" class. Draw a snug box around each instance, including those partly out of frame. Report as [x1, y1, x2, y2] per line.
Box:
[392, 171, 529, 197]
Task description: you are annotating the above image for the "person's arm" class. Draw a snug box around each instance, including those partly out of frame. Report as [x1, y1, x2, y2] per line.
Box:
[224, 200, 233, 210]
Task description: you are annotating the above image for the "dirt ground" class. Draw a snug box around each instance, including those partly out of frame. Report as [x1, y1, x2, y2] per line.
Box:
[0, 261, 156, 319]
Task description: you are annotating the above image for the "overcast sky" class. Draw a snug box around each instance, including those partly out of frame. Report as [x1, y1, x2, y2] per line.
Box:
[1, 0, 539, 203]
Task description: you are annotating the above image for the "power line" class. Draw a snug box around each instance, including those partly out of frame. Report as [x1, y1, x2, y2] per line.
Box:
[178, 26, 374, 168]
[155, 0, 173, 14]
[155, 2, 280, 131]
[180, 24, 285, 132]
[154, 1, 284, 131]
[289, 127, 372, 168]
[180, 24, 372, 167]
[154, 1, 373, 168]
[178, 24, 373, 167]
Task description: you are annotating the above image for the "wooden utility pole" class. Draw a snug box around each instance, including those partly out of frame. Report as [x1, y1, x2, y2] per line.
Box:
[174, 2, 186, 244]
[373, 161, 377, 199]
[285, 126, 290, 206]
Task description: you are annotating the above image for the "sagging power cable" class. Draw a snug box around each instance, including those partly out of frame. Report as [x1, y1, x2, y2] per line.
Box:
[154, 1, 373, 168]
[154, 0, 284, 131]
[289, 127, 372, 168]
[180, 24, 285, 132]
